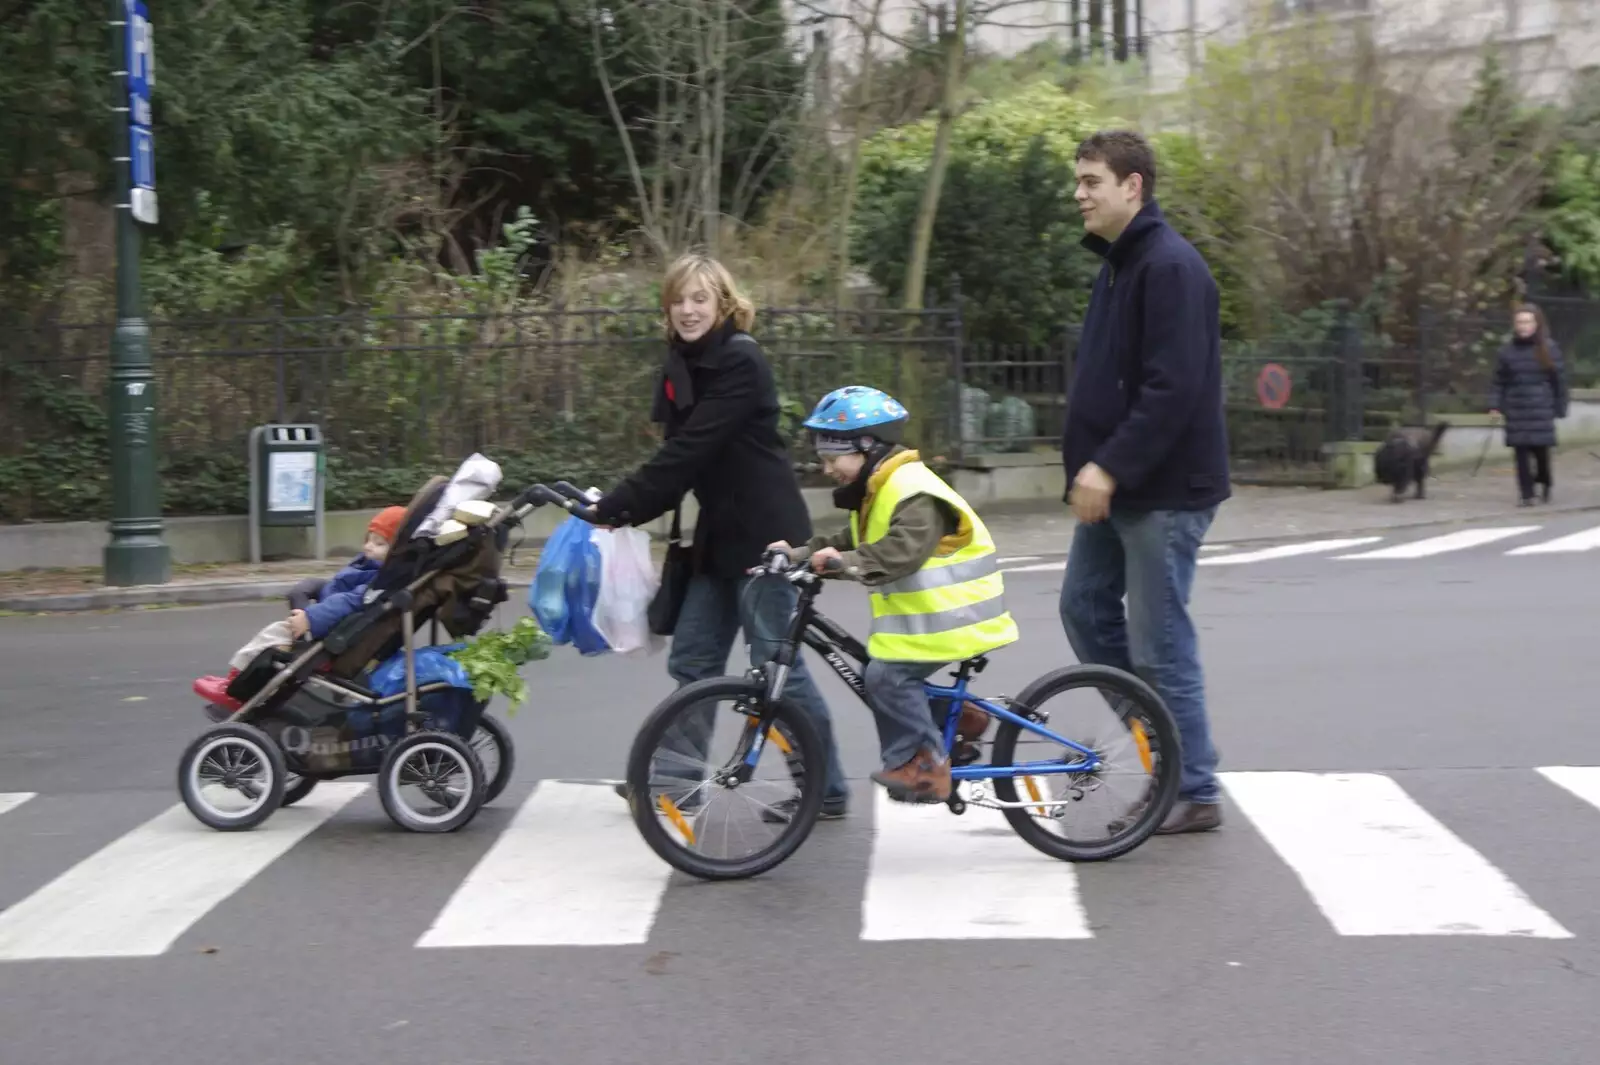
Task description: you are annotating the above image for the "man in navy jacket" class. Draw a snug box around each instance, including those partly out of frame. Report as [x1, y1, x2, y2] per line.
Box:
[1060, 129, 1231, 834]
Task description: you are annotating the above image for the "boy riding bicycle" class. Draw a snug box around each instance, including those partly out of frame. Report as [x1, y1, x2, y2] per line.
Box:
[769, 386, 1019, 803]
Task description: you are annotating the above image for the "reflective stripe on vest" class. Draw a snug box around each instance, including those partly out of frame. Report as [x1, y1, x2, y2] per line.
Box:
[877, 553, 999, 596]
[852, 458, 1020, 663]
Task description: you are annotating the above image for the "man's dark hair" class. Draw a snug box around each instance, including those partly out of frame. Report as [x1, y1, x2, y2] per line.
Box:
[1075, 130, 1157, 202]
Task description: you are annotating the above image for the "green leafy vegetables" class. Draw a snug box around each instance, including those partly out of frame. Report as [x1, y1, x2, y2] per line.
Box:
[447, 617, 553, 712]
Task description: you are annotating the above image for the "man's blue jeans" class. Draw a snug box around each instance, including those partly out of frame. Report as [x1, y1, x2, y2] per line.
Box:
[1058, 505, 1220, 805]
[663, 572, 851, 806]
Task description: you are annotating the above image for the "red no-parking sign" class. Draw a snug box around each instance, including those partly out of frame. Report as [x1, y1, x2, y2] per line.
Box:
[1256, 363, 1292, 409]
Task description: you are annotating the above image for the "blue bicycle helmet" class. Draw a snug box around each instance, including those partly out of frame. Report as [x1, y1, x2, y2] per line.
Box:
[802, 386, 910, 453]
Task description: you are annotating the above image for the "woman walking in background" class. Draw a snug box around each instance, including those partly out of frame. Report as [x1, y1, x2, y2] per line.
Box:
[1489, 304, 1568, 506]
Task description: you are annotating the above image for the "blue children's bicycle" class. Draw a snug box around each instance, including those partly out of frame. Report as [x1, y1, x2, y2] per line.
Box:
[620, 546, 1183, 882]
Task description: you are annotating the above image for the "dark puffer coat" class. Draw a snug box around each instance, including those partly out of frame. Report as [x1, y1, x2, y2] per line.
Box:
[1489, 335, 1568, 448]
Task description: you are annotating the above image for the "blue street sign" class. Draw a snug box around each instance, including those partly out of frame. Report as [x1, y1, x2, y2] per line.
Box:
[125, 0, 157, 224]
[131, 126, 155, 189]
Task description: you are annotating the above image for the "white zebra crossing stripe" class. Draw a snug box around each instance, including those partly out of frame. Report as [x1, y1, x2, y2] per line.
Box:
[0, 783, 367, 961]
[1000, 561, 1066, 574]
[1197, 537, 1382, 566]
[860, 791, 1092, 941]
[1535, 766, 1600, 812]
[0, 793, 35, 819]
[416, 780, 671, 948]
[1507, 526, 1600, 555]
[1221, 771, 1571, 938]
[1335, 526, 1541, 560]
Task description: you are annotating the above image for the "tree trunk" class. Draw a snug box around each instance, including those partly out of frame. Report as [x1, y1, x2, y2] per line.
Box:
[707, 0, 728, 256]
[901, 0, 966, 312]
[832, 0, 887, 307]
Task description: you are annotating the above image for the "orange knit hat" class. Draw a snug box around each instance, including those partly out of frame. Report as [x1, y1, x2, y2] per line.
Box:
[367, 506, 406, 544]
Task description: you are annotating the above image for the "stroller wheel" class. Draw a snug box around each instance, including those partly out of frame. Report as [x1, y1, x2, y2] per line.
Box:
[178, 723, 286, 831]
[377, 730, 485, 834]
[280, 773, 318, 808]
[470, 713, 515, 805]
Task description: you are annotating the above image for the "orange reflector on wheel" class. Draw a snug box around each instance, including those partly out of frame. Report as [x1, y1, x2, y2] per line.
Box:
[657, 795, 695, 845]
[1023, 776, 1046, 816]
[768, 727, 792, 755]
[1131, 720, 1153, 773]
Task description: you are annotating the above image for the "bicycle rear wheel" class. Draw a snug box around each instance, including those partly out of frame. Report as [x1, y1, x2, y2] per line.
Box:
[625, 676, 827, 881]
[988, 664, 1181, 862]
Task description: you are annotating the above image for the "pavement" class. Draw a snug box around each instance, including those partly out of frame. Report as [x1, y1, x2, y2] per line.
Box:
[6, 446, 1600, 613]
[2, 509, 1600, 1064]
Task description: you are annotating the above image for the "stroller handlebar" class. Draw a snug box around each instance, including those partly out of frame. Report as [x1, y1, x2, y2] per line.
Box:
[497, 482, 602, 527]
[551, 481, 603, 505]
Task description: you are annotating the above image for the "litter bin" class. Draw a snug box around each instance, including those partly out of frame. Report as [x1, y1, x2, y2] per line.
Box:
[249, 424, 326, 563]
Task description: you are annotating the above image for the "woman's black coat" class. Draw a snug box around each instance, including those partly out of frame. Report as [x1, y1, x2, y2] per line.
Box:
[594, 318, 813, 579]
[1490, 335, 1568, 449]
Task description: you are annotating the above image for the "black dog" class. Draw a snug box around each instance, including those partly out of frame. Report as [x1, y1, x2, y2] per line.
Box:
[1373, 422, 1449, 501]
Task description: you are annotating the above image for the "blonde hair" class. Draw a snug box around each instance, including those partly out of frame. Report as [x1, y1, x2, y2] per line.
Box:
[660, 252, 755, 338]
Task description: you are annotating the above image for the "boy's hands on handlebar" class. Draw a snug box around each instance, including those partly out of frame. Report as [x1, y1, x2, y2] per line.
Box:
[809, 547, 843, 573]
[761, 540, 843, 576]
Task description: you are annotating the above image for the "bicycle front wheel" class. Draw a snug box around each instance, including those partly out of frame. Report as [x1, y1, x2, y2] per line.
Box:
[625, 676, 827, 881]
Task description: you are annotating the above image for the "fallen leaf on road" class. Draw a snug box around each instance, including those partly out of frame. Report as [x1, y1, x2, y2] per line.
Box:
[643, 950, 678, 975]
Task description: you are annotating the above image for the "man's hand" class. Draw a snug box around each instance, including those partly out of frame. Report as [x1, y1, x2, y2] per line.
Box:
[810, 546, 842, 573]
[1070, 462, 1116, 524]
[288, 609, 310, 639]
[766, 540, 792, 553]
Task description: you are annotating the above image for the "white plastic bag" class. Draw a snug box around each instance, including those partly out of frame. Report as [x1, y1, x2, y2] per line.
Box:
[591, 527, 664, 655]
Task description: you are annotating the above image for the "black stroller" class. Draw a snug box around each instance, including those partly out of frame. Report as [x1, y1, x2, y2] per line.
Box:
[176, 474, 595, 834]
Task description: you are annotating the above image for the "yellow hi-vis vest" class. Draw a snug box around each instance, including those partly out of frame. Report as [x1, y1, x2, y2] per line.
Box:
[848, 453, 1020, 663]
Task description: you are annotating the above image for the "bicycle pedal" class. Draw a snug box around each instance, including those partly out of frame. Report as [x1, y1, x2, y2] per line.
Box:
[950, 741, 983, 767]
[884, 789, 946, 806]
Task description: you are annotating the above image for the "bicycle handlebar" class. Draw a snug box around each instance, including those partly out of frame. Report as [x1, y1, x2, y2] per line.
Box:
[748, 546, 843, 583]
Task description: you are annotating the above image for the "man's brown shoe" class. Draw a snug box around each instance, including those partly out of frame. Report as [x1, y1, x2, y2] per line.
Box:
[871, 748, 952, 803]
[1154, 800, 1222, 834]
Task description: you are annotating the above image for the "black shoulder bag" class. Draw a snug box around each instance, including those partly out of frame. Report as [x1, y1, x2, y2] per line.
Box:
[647, 500, 691, 636]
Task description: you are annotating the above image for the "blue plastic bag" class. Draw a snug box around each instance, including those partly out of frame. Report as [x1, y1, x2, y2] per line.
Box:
[530, 516, 586, 643]
[365, 644, 481, 736]
[529, 514, 611, 655]
[564, 525, 609, 656]
[368, 643, 474, 696]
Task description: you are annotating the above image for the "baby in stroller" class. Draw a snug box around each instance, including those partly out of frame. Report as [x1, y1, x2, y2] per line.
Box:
[192, 504, 406, 721]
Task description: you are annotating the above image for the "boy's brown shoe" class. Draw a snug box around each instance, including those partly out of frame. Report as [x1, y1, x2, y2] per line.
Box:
[871, 748, 952, 803]
[957, 702, 989, 739]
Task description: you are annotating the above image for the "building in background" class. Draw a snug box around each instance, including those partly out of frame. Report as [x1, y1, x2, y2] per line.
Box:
[797, 0, 1598, 107]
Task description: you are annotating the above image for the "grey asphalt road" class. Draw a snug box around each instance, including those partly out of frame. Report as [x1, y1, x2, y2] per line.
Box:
[2, 511, 1600, 1065]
